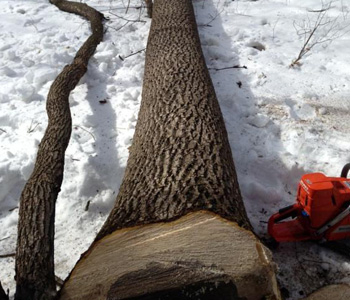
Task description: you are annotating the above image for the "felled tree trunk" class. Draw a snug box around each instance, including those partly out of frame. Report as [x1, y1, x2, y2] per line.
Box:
[96, 0, 251, 240]
[14, 1, 103, 300]
[59, 0, 280, 299]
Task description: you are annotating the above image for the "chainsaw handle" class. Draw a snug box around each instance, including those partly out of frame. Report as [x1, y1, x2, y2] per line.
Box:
[268, 204, 301, 238]
[275, 204, 299, 223]
[269, 204, 300, 224]
[341, 163, 350, 178]
[278, 204, 295, 214]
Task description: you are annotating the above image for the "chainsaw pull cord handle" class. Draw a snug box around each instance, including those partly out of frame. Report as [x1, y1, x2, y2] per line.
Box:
[341, 163, 350, 178]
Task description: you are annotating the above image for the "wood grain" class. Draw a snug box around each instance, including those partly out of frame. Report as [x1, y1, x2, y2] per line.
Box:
[304, 284, 350, 300]
[60, 211, 280, 300]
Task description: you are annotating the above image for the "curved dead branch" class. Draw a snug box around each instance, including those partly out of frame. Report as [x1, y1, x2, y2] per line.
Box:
[14, 1, 104, 299]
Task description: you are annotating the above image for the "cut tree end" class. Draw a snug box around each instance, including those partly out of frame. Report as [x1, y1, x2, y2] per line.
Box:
[303, 284, 350, 299]
[60, 211, 281, 300]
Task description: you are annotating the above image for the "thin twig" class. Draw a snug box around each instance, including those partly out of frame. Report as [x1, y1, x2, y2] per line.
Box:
[124, 48, 146, 58]
[208, 65, 247, 71]
[74, 125, 96, 142]
[28, 16, 39, 33]
[120, 48, 146, 60]
[308, 8, 329, 13]
[85, 200, 91, 212]
[109, 12, 146, 23]
[291, 0, 350, 67]
[125, 0, 131, 14]
[138, 0, 144, 20]
[0, 128, 6, 133]
[105, 21, 130, 32]
[103, 6, 142, 12]
[198, 8, 224, 27]
[27, 120, 41, 133]
[272, 18, 280, 41]
[0, 236, 10, 242]
[0, 253, 15, 259]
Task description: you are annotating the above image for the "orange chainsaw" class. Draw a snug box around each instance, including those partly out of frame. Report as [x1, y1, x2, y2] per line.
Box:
[268, 164, 350, 242]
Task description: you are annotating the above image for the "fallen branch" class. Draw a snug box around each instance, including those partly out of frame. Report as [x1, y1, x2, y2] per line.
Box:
[27, 120, 40, 133]
[85, 200, 91, 212]
[208, 65, 247, 71]
[101, 6, 143, 12]
[0, 237, 10, 242]
[125, 0, 131, 14]
[15, 1, 104, 299]
[119, 48, 146, 60]
[0, 253, 15, 259]
[308, 8, 329, 13]
[105, 22, 130, 32]
[74, 125, 96, 142]
[198, 8, 224, 27]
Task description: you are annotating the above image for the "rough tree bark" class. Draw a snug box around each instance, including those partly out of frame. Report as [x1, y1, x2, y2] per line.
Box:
[59, 1, 280, 299]
[96, 0, 252, 240]
[14, 1, 103, 300]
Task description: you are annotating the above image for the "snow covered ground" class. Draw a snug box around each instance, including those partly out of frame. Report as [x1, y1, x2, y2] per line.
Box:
[1, 0, 350, 298]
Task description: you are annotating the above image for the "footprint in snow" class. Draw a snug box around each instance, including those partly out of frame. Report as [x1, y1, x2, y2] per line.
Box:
[285, 99, 316, 121]
[247, 41, 266, 51]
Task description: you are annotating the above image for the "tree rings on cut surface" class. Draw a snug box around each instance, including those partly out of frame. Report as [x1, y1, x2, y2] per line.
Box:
[60, 211, 280, 300]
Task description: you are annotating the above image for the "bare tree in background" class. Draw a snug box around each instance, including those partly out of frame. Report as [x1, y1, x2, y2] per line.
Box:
[291, 0, 350, 67]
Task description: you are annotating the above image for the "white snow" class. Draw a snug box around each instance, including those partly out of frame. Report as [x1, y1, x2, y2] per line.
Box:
[1, 0, 350, 299]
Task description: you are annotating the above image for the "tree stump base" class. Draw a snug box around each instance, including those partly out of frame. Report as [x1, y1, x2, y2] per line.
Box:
[60, 211, 281, 300]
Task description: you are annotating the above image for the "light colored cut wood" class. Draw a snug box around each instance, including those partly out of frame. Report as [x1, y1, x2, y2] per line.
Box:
[304, 284, 350, 300]
[60, 211, 281, 300]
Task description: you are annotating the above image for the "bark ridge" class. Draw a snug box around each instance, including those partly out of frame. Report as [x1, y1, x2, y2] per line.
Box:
[97, 0, 251, 240]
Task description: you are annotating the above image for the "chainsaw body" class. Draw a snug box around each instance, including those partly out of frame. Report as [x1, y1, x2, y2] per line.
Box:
[268, 166, 350, 242]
